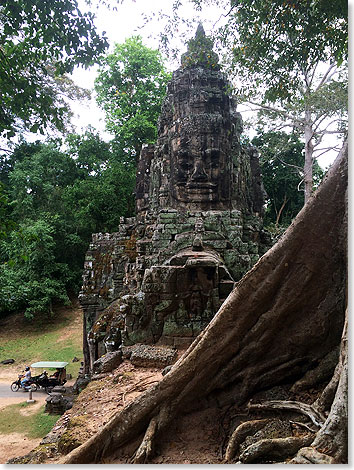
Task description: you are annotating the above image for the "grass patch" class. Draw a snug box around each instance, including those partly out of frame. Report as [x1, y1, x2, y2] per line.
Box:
[0, 403, 60, 438]
[0, 308, 82, 377]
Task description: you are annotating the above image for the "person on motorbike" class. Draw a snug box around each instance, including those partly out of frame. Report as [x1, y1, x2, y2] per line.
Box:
[21, 366, 31, 387]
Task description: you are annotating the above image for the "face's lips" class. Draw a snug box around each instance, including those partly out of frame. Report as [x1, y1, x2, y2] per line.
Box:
[185, 182, 217, 190]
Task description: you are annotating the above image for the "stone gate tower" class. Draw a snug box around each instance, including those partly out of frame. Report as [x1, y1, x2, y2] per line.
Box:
[80, 26, 270, 373]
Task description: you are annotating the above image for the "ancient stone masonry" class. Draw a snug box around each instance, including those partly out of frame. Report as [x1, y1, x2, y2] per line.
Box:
[80, 25, 271, 373]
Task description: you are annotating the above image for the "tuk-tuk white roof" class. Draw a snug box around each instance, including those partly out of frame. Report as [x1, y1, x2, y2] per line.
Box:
[30, 361, 68, 369]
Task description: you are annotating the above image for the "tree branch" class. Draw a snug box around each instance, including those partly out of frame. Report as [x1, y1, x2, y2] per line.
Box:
[247, 400, 326, 428]
[307, 61, 319, 88]
[313, 146, 341, 160]
[313, 120, 345, 148]
[246, 101, 306, 127]
[315, 63, 337, 92]
[312, 113, 332, 133]
[212, 2, 238, 28]
[275, 155, 302, 173]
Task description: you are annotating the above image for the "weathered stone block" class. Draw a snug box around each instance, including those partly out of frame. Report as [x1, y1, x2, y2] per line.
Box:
[206, 240, 228, 250]
[92, 350, 122, 374]
[238, 241, 251, 254]
[162, 320, 194, 337]
[158, 213, 178, 222]
[127, 344, 177, 368]
[202, 232, 224, 241]
[247, 242, 259, 254]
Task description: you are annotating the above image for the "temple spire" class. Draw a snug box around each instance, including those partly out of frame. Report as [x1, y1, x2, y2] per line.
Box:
[181, 23, 220, 70]
[195, 23, 206, 39]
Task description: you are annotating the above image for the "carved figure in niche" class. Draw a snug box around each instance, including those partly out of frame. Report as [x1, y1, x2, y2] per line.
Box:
[170, 134, 230, 206]
[189, 289, 203, 317]
[183, 266, 215, 318]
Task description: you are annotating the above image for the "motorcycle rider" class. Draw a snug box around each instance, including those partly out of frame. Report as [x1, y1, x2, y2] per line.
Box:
[21, 366, 31, 387]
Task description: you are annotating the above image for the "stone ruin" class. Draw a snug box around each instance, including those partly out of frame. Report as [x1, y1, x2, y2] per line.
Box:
[80, 25, 271, 373]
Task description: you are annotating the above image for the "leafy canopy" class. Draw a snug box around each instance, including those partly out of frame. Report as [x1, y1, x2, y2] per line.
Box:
[0, 132, 135, 319]
[95, 36, 171, 161]
[0, 0, 108, 137]
[225, 0, 348, 103]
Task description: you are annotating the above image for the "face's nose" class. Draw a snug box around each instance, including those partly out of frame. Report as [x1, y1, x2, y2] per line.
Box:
[190, 159, 208, 182]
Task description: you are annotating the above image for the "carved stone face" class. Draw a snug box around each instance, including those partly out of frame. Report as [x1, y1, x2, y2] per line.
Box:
[170, 135, 230, 205]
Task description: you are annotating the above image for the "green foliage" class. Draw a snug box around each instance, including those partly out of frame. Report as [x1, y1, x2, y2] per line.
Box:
[95, 36, 171, 161]
[64, 130, 136, 235]
[223, 0, 347, 102]
[0, 404, 60, 438]
[253, 131, 324, 226]
[0, 132, 135, 319]
[0, 182, 16, 239]
[0, 218, 70, 319]
[0, 0, 108, 137]
[8, 144, 79, 219]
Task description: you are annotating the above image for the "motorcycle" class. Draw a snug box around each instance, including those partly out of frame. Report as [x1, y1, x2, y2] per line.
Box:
[10, 374, 38, 392]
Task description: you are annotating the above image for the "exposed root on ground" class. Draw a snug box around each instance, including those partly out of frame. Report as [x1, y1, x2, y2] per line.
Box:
[224, 419, 269, 462]
[247, 400, 326, 428]
[239, 435, 313, 463]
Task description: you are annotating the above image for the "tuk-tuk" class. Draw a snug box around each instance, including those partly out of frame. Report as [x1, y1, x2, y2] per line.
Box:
[30, 361, 68, 392]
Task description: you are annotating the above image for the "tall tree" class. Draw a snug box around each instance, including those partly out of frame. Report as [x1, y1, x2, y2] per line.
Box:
[0, 0, 108, 138]
[220, 0, 348, 203]
[0, 133, 135, 319]
[0, 216, 71, 319]
[95, 36, 171, 162]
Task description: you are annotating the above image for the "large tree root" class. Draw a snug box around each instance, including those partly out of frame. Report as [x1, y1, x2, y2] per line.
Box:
[132, 415, 157, 463]
[247, 400, 326, 428]
[290, 347, 339, 393]
[59, 142, 347, 464]
[239, 435, 314, 463]
[224, 419, 269, 462]
[289, 447, 335, 464]
[292, 309, 348, 464]
[131, 404, 172, 464]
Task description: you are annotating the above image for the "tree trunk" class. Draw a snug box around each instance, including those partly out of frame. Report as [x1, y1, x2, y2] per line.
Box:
[303, 113, 314, 204]
[60, 140, 347, 464]
[275, 194, 288, 227]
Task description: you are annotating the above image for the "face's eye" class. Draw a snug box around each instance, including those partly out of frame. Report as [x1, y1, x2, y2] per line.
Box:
[204, 149, 220, 169]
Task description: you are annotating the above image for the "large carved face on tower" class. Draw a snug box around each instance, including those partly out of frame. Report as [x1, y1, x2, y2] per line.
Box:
[170, 132, 230, 206]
